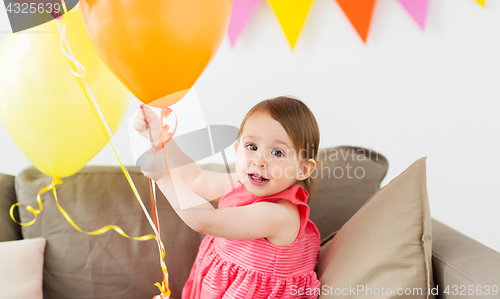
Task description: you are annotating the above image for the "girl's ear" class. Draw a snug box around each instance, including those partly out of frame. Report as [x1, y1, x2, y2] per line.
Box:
[234, 140, 239, 153]
[296, 159, 316, 181]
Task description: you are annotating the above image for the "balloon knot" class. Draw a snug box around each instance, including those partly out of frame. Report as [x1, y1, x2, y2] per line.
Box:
[51, 10, 63, 20]
[160, 107, 173, 119]
[53, 177, 64, 185]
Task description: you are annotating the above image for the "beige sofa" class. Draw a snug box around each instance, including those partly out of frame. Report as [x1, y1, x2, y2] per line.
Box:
[1, 146, 499, 299]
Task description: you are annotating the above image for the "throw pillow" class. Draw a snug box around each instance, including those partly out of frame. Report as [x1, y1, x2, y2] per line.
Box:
[315, 157, 434, 299]
[0, 237, 46, 299]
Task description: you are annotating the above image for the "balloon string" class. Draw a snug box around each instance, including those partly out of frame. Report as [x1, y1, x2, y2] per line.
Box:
[56, 18, 85, 77]
[9, 177, 62, 226]
[155, 118, 172, 298]
[152, 179, 160, 242]
[141, 105, 174, 298]
[53, 16, 169, 296]
[50, 179, 155, 241]
[60, 0, 67, 14]
[10, 175, 155, 241]
[53, 17, 159, 240]
[155, 108, 178, 151]
[149, 179, 159, 232]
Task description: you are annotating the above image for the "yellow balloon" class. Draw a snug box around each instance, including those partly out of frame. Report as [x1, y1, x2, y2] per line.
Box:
[0, 6, 130, 178]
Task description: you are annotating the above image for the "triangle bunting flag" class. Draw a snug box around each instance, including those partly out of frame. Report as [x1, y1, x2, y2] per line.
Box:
[398, 0, 429, 30]
[267, 0, 315, 49]
[228, 0, 261, 46]
[336, 0, 376, 43]
[475, 0, 486, 7]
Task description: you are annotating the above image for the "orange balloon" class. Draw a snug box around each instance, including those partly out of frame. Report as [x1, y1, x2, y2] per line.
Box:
[80, 0, 232, 108]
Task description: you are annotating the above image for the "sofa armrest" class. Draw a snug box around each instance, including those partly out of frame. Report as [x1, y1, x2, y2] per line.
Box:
[0, 173, 22, 241]
[431, 219, 500, 298]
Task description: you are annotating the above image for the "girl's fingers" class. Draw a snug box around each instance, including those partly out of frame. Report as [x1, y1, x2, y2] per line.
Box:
[134, 119, 146, 129]
[135, 111, 152, 126]
[133, 110, 150, 139]
[141, 106, 159, 122]
[133, 122, 145, 132]
[135, 115, 147, 124]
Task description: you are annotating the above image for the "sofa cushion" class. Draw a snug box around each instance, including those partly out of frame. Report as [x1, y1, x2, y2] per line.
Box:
[16, 166, 204, 299]
[202, 146, 389, 239]
[0, 237, 46, 299]
[316, 157, 434, 298]
[0, 173, 22, 241]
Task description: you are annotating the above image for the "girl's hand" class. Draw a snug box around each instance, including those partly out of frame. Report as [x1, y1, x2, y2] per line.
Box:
[142, 170, 167, 182]
[133, 104, 161, 147]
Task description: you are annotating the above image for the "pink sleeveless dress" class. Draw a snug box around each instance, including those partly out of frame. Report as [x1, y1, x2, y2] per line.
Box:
[181, 181, 321, 299]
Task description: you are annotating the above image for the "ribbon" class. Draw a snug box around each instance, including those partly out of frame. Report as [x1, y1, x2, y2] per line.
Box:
[155, 110, 175, 298]
[53, 17, 159, 241]
[9, 177, 62, 226]
[156, 107, 177, 151]
[149, 179, 159, 232]
[51, 179, 155, 241]
[9, 176, 155, 241]
[52, 3, 171, 295]
[139, 106, 178, 153]
[140, 105, 176, 298]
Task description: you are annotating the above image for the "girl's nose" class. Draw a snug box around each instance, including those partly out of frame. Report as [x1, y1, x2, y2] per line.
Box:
[252, 156, 267, 168]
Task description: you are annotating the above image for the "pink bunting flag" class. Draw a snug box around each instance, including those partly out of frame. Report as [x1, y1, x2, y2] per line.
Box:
[397, 0, 429, 30]
[228, 0, 261, 46]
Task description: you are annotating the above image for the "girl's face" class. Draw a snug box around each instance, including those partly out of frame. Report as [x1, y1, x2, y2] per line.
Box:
[234, 111, 315, 197]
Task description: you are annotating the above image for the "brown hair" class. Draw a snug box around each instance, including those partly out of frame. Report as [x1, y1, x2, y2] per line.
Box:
[238, 96, 320, 192]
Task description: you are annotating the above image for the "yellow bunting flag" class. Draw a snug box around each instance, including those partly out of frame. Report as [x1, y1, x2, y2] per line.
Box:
[475, 0, 485, 7]
[267, 0, 314, 49]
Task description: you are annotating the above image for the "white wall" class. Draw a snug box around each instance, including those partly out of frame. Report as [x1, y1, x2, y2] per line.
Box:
[1, 0, 499, 253]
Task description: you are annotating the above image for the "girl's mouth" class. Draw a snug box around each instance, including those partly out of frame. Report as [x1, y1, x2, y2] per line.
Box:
[248, 173, 269, 186]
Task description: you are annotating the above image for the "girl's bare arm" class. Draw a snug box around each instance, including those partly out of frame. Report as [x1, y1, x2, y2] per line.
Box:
[155, 169, 299, 242]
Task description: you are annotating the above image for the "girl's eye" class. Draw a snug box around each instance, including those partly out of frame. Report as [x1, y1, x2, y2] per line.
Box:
[271, 149, 284, 157]
[246, 144, 257, 151]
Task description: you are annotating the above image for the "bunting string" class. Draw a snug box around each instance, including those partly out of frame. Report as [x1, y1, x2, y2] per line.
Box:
[227, 0, 486, 47]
